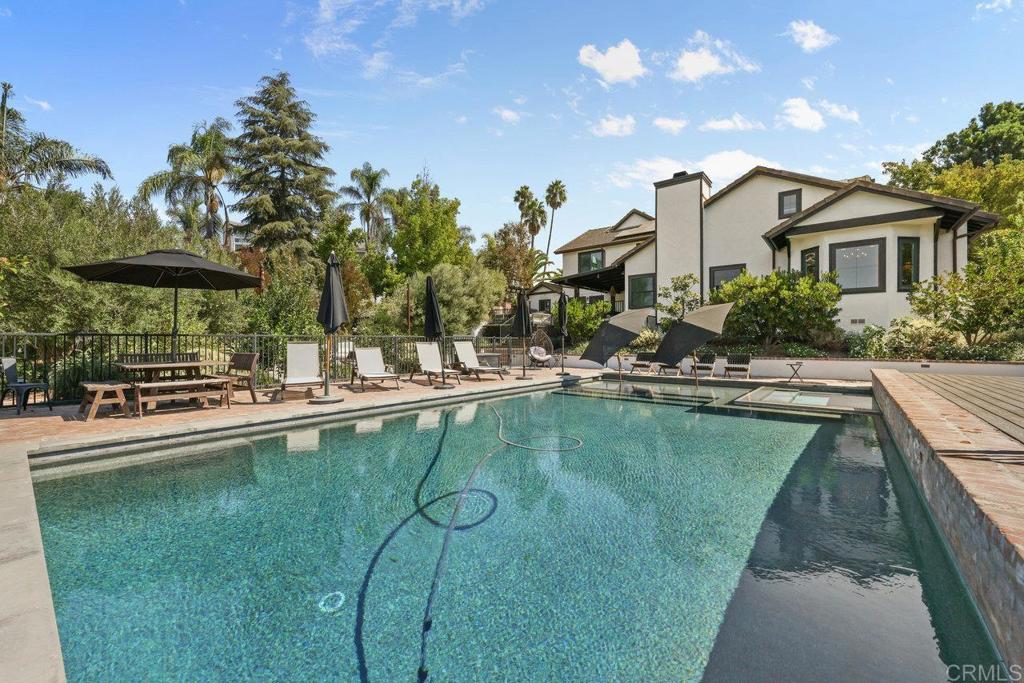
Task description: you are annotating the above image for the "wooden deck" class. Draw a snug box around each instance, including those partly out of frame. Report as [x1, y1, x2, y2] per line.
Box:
[909, 373, 1024, 445]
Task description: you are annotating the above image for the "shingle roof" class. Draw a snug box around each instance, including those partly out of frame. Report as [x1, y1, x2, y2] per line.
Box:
[704, 166, 847, 207]
[553, 209, 654, 254]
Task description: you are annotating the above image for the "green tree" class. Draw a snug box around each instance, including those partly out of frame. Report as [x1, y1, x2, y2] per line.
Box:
[552, 298, 611, 344]
[709, 270, 841, 350]
[654, 273, 701, 327]
[908, 228, 1024, 346]
[543, 180, 566, 274]
[522, 197, 546, 252]
[357, 260, 505, 335]
[139, 117, 234, 244]
[360, 246, 404, 297]
[341, 162, 392, 246]
[0, 82, 111, 202]
[922, 101, 1024, 168]
[390, 173, 472, 275]
[478, 220, 533, 295]
[230, 72, 336, 253]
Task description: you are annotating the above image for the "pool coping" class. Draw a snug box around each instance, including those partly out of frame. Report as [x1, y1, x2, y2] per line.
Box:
[872, 369, 1024, 668]
[0, 373, 593, 682]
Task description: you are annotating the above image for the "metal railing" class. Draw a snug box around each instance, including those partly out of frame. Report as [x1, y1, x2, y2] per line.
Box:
[0, 332, 531, 403]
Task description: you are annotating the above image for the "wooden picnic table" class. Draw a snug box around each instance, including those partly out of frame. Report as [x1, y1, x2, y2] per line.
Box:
[117, 360, 229, 382]
[116, 360, 232, 415]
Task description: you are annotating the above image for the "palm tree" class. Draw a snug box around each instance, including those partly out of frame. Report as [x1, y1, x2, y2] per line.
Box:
[166, 198, 206, 238]
[0, 82, 111, 203]
[543, 180, 566, 277]
[341, 162, 392, 246]
[139, 117, 234, 245]
[522, 197, 547, 252]
[513, 184, 534, 216]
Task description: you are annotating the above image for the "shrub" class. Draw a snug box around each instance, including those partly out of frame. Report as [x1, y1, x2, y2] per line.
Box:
[554, 298, 611, 345]
[654, 273, 701, 329]
[864, 317, 958, 359]
[845, 325, 885, 358]
[709, 270, 841, 350]
[627, 328, 662, 352]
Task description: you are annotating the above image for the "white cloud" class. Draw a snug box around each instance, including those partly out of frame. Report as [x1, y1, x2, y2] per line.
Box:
[776, 97, 825, 131]
[0, 7, 11, 17]
[454, 114, 468, 124]
[577, 39, 647, 85]
[653, 116, 688, 135]
[591, 113, 636, 137]
[785, 20, 838, 53]
[668, 30, 760, 84]
[801, 76, 817, 91]
[493, 106, 522, 124]
[304, 0, 363, 57]
[267, 47, 283, 61]
[905, 114, 921, 124]
[23, 96, 51, 112]
[362, 50, 392, 78]
[698, 113, 765, 132]
[818, 99, 859, 123]
[976, 0, 1012, 12]
[608, 149, 778, 189]
[392, 0, 487, 27]
[512, 95, 527, 105]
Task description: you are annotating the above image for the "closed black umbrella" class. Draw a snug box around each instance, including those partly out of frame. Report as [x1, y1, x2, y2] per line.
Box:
[556, 290, 569, 376]
[511, 289, 532, 379]
[653, 302, 735, 375]
[423, 276, 452, 389]
[313, 252, 349, 401]
[580, 308, 651, 365]
[64, 249, 261, 355]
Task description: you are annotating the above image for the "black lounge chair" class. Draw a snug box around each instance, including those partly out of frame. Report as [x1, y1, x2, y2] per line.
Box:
[2, 357, 52, 415]
[723, 353, 752, 378]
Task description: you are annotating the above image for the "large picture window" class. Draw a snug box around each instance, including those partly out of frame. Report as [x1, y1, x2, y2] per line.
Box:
[829, 238, 886, 293]
[628, 273, 655, 309]
[578, 249, 604, 273]
[897, 236, 920, 292]
[709, 264, 745, 290]
[800, 246, 820, 280]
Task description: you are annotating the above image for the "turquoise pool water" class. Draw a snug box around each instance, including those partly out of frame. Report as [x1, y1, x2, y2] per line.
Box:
[34, 388, 998, 681]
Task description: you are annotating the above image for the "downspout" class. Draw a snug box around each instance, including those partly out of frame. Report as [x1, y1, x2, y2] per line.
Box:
[786, 241, 792, 271]
[932, 220, 940, 290]
[698, 184, 705, 303]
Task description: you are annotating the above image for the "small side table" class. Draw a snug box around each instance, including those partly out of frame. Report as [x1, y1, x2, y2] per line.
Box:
[786, 362, 805, 383]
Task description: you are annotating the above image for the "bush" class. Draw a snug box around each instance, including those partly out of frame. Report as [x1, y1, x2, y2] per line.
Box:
[709, 270, 841, 350]
[627, 328, 662, 352]
[845, 325, 885, 358]
[554, 298, 611, 345]
[846, 317, 1024, 360]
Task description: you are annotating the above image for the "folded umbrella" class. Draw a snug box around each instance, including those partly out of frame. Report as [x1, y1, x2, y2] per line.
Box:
[314, 252, 349, 400]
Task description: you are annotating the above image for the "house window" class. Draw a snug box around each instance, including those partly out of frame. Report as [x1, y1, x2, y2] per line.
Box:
[538, 298, 551, 312]
[829, 238, 886, 293]
[578, 250, 604, 273]
[709, 264, 745, 290]
[628, 274, 655, 309]
[778, 189, 802, 218]
[897, 237, 920, 291]
[800, 246, 820, 280]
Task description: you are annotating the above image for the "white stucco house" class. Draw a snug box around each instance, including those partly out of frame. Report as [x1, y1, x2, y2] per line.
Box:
[547, 166, 999, 330]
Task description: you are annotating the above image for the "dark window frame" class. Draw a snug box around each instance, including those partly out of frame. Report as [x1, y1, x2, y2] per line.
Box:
[537, 298, 552, 312]
[778, 189, 802, 219]
[627, 273, 656, 309]
[896, 236, 920, 292]
[577, 249, 605, 273]
[708, 263, 746, 290]
[800, 246, 820, 280]
[829, 237, 886, 294]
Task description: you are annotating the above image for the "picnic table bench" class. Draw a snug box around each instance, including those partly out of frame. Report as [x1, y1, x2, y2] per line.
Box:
[79, 381, 132, 421]
[132, 377, 231, 417]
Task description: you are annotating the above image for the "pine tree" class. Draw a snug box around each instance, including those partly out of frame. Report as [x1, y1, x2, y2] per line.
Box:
[230, 72, 336, 252]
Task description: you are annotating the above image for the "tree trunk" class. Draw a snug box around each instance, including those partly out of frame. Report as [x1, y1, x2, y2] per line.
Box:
[543, 209, 556, 277]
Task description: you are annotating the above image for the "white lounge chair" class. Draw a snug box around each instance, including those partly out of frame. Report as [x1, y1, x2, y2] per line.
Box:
[353, 347, 400, 390]
[410, 342, 460, 385]
[274, 343, 323, 400]
[453, 341, 506, 381]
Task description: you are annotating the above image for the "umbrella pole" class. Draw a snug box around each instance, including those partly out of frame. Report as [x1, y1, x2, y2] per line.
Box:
[324, 333, 332, 397]
[171, 286, 179, 359]
[557, 335, 568, 376]
[516, 337, 530, 380]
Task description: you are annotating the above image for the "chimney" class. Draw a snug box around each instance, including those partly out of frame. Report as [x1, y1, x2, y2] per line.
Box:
[654, 170, 712, 302]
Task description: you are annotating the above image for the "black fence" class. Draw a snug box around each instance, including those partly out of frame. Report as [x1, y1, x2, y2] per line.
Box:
[0, 332, 530, 403]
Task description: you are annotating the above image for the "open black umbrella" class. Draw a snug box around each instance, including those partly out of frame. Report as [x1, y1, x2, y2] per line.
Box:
[423, 276, 452, 389]
[511, 289, 532, 379]
[64, 249, 261, 354]
[580, 308, 651, 365]
[313, 252, 349, 402]
[653, 302, 735, 372]
[556, 290, 569, 376]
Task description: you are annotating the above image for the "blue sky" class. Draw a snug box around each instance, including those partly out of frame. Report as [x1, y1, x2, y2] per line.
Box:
[2, 0, 1023, 251]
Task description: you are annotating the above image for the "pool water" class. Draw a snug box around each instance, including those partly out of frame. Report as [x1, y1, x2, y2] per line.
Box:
[33, 389, 998, 681]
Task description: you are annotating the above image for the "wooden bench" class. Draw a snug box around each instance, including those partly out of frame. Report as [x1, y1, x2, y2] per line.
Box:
[133, 378, 231, 417]
[79, 381, 132, 421]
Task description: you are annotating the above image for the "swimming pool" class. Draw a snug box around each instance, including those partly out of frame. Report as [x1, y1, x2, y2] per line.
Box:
[34, 387, 999, 681]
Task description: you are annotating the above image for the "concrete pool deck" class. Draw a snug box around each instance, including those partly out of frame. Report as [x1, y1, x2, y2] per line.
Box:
[0, 367, 600, 682]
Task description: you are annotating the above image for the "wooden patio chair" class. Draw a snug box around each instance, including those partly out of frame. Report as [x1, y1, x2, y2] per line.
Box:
[212, 352, 261, 403]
